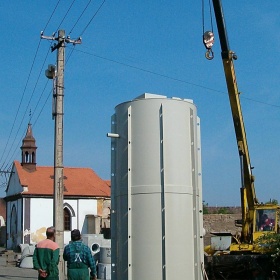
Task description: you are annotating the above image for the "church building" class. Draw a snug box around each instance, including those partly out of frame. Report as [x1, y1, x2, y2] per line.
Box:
[5, 123, 111, 249]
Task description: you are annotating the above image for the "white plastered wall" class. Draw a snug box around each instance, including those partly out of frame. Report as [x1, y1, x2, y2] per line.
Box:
[29, 198, 98, 245]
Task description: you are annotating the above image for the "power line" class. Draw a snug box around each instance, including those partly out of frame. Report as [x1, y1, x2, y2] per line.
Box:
[0, 165, 13, 189]
[66, 45, 76, 64]
[42, 0, 62, 32]
[3, 32, 83, 168]
[2, 0, 278, 176]
[69, 0, 92, 36]
[32, 82, 51, 125]
[56, 0, 76, 33]
[0, 1, 63, 170]
[3, 135, 24, 171]
[79, 0, 106, 37]
[33, 88, 52, 127]
[28, 47, 52, 121]
[15, 0, 105, 156]
[1, 39, 59, 169]
[72, 47, 280, 109]
[32, 45, 76, 128]
[0, 47, 52, 170]
[6, 82, 53, 169]
[5, 39, 81, 168]
[0, 40, 42, 170]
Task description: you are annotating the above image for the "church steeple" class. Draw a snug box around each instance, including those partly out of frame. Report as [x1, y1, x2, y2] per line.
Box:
[21, 123, 37, 172]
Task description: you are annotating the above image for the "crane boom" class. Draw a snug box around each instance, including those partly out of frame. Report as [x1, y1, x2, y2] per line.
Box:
[212, 0, 257, 241]
[204, 0, 279, 259]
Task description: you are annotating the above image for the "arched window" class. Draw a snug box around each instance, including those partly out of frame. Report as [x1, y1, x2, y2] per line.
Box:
[10, 205, 18, 248]
[25, 152, 29, 163]
[32, 152, 36, 163]
[64, 208, 71, 231]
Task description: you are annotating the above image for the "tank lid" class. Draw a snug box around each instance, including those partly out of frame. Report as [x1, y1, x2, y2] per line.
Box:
[133, 93, 194, 104]
[134, 93, 167, 100]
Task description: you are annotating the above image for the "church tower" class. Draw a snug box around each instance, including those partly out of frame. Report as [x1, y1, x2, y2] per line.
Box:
[21, 123, 37, 172]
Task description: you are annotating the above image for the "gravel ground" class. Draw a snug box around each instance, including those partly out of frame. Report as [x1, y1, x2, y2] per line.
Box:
[0, 247, 102, 280]
[0, 249, 38, 279]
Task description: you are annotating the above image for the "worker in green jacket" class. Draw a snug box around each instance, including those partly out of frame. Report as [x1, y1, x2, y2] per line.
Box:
[63, 229, 97, 280]
[33, 226, 60, 280]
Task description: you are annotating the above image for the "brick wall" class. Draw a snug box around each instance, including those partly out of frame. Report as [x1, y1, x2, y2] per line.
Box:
[204, 206, 241, 214]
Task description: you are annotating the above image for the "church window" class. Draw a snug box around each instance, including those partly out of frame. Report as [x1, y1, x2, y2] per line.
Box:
[64, 207, 71, 231]
[25, 152, 30, 163]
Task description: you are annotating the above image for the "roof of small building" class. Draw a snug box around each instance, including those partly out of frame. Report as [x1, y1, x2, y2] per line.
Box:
[12, 160, 110, 197]
[104, 180, 111, 187]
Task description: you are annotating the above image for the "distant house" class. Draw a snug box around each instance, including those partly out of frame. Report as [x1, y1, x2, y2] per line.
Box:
[5, 123, 111, 249]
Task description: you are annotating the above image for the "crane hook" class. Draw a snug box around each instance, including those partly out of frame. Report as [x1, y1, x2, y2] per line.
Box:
[203, 31, 214, 60]
[205, 49, 214, 60]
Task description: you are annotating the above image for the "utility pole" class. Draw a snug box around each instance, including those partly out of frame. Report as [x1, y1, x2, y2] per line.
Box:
[41, 30, 81, 280]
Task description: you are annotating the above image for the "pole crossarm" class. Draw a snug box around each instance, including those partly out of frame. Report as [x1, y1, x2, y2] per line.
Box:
[40, 31, 82, 52]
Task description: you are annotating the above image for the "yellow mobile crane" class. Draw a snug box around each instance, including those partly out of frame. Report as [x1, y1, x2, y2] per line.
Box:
[208, 0, 280, 253]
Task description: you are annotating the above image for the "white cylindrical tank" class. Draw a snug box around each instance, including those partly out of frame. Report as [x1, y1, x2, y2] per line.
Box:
[110, 93, 204, 280]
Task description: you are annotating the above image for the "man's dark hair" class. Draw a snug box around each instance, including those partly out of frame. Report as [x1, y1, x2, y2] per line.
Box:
[46, 226, 56, 239]
[71, 229, 81, 241]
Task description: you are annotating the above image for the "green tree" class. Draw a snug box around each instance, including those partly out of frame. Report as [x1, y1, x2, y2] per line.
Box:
[217, 207, 229, 214]
[255, 233, 280, 275]
[266, 199, 278, 205]
[203, 200, 209, 214]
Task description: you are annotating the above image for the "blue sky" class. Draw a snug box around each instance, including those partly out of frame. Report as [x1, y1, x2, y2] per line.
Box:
[0, 1, 279, 206]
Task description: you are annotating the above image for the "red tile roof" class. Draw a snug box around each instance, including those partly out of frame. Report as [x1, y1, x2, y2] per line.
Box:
[13, 161, 110, 197]
[104, 180, 111, 187]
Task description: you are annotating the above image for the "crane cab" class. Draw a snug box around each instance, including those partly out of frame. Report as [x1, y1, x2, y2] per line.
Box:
[253, 206, 279, 243]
